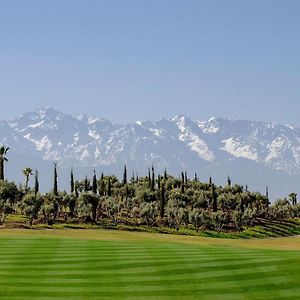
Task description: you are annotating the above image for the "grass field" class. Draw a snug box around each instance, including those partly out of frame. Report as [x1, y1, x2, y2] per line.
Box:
[0, 229, 299, 299]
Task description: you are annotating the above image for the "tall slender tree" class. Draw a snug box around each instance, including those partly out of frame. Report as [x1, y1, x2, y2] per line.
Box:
[181, 172, 185, 193]
[148, 168, 151, 188]
[227, 176, 231, 187]
[123, 165, 127, 185]
[184, 171, 188, 185]
[157, 175, 161, 190]
[34, 170, 39, 197]
[151, 166, 155, 191]
[131, 171, 135, 183]
[194, 173, 198, 182]
[53, 162, 58, 196]
[160, 184, 166, 218]
[99, 177, 105, 196]
[70, 169, 74, 194]
[92, 170, 97, 194]
[164, 169, 167, 180]
[0, 146, 9, 181]
[212, 184, 218, 212]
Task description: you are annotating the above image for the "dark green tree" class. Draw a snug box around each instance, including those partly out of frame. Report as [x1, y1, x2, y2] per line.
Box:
[212, 184, 218, 212]
[164, 169, 167, 180]
[194, 173, 198, 182]
[160, 184, 166, 218]
[181, 172, 185, 194]
[92, 170, 97, 194]
[53, 162, 58, 196]
[70, 169, 74, 194]
[227, 176, 231, 187]
[157, 175, 161, 190]
[34, 170, 39, 197]
[123, 165, 127, 185]
[99, 178, 105, 196]
[289, 193, 297, 205]
[148, 168, 151, 188]
[151, 166, 155, 191]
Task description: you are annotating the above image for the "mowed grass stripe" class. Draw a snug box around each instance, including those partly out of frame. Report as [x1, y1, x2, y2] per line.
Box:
[0, 232, 299, 299]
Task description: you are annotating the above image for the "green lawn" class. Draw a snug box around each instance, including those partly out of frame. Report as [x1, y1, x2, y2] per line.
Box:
[0, 230, 299, 299]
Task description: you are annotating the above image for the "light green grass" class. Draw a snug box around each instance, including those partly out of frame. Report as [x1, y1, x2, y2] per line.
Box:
[0, 229, 299, 299]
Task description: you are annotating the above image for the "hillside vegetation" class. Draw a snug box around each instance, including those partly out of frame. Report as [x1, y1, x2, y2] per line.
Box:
[0, 146, 299, 237]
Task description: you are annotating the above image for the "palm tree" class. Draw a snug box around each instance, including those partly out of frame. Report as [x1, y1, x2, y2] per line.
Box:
[23, 167, 33, 191]
[0, 146, 9, 180]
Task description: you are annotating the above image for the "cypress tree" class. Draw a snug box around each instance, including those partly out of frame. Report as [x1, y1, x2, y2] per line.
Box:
[125, 184, 129, 200]
[181, 172, 185, 194]
[194, 173, 198, 182]
[53, 162, 58, 196]
[92, 170, 97, 194]
[100, 178, 105, 196]
[157, 175, 161, 190]
[100, 172, 104, 181]
[151, 166, 155, 191]
[227, 176, 231, 187]
[75, 181, 79, 198]
[34, 170, 39, 197]
[131, 171, 135, 183]
[123, 165, 127, 185]
[265, 186, 270, 208]
[136, 172, 139, 182]
[184, 171, 188, 185]
[70, 169, 74, 194]
[148, 168, 151, 188]
[209, 176, 212, 186]
[212, 184, 217, 212]
[164, 169, 167, 180]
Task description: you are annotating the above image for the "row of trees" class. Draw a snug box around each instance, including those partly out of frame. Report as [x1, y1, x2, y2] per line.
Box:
[0, 147, 299, 231]
[0, 166, 299, 231]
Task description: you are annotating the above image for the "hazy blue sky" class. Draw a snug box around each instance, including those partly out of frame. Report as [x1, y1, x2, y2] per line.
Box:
[0, 0, 299, 124]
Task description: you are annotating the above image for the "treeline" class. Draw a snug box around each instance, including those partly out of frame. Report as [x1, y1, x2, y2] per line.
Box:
[0, 160, 299, 232]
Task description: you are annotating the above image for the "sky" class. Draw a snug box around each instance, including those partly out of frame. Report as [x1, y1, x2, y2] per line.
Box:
[0, 0, 299, 124]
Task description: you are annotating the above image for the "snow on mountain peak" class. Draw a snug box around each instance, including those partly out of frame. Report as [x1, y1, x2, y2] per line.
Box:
[2, 109, 300, 175]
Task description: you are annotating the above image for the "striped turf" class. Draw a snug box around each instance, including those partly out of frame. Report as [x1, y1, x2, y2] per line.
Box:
[0, 233, 299, 299]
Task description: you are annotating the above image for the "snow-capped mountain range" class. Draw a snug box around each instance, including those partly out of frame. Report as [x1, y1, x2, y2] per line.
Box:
[1, 106, 300, 198]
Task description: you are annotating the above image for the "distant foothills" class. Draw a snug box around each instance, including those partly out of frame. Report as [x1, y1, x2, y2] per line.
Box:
[0, 145, 299, 237]
[1, 106, 300, 199]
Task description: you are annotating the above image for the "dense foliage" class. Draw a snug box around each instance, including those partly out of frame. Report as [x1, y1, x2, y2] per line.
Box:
[0, 161, 299, 232]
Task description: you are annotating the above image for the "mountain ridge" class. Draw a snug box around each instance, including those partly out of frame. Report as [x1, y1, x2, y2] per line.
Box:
[1, 106, 300, 199]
